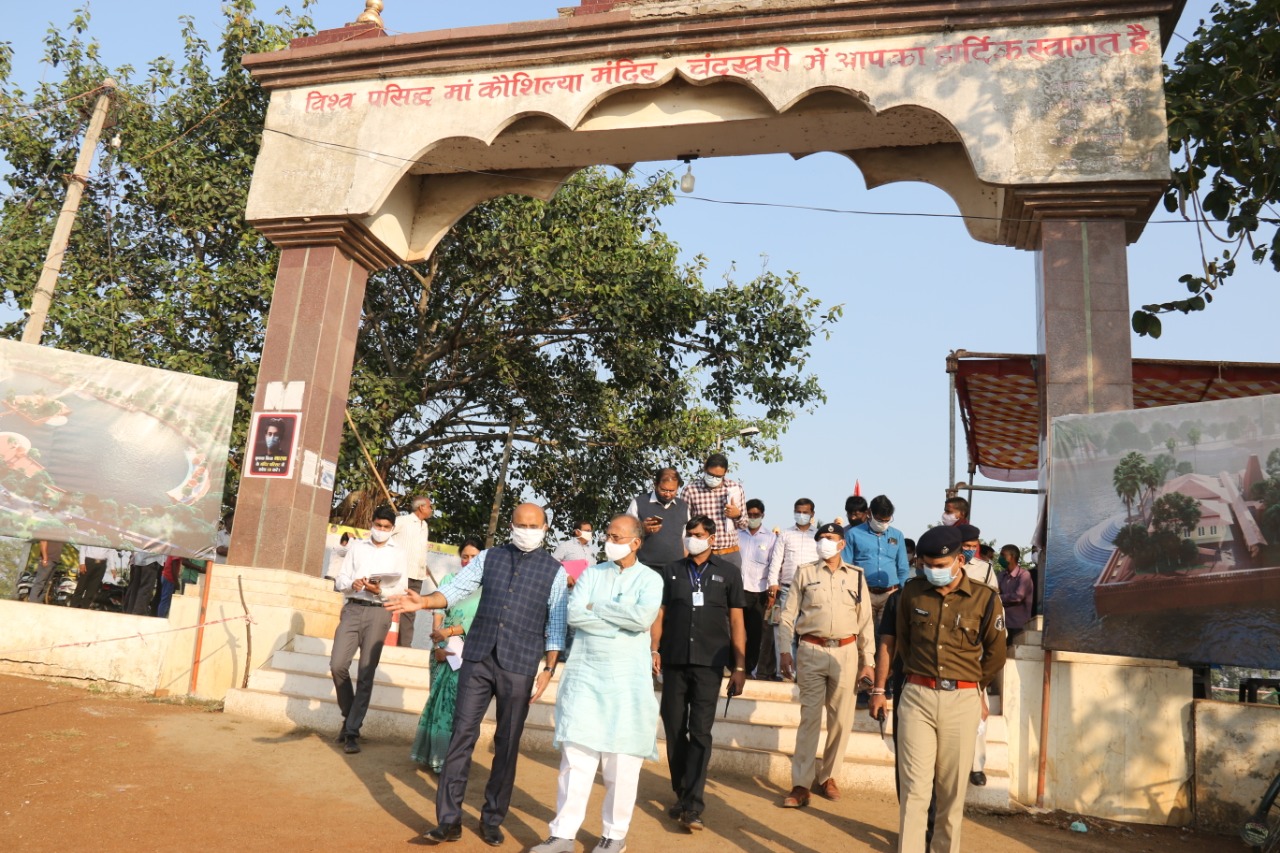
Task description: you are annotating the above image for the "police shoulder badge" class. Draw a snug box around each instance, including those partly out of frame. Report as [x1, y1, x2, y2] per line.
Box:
[995, 614, 1005, 631]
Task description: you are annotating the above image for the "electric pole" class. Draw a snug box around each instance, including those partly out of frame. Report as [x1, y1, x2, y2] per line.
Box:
[22, 78, 117, 346]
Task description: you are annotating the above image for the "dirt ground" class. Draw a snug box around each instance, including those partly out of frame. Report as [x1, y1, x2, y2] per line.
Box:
[0, 674, 1235, 853]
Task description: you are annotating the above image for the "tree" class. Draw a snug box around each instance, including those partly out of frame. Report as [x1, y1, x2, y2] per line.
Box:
[1152, 491, 1203, 539]
[1132, 0, 1280, 338]
[1187, 426, 1203, 468]
[1112, 452, 1147, 521]
[0, 2, 314, 499]
[1, 5, 837, 538]
[344, 169, 838, 536]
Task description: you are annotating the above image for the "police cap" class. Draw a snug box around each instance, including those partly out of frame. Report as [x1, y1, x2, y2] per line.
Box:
[917, 525, 964, 558]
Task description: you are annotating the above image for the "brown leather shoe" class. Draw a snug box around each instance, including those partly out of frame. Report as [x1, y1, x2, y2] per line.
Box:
[781, 786, 810, 808]
[816, 778, 841, 801]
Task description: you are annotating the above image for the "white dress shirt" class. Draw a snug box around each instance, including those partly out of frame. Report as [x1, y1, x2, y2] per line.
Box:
[737, 527, 778, 593]
[393, 513, 433, 585]
[767, 525, 820, 588]
[334, 539, 409, 603]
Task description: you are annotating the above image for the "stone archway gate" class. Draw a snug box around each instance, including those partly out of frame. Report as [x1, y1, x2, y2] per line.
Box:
[228, 0, 1183, 572]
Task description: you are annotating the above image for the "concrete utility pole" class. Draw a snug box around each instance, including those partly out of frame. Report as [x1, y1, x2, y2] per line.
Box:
[22, 78, 117, 346]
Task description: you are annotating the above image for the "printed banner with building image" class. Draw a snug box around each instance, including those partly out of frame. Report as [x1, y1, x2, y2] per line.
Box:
[1043, 393, 1280, 669]
[0, 339, 236, 556]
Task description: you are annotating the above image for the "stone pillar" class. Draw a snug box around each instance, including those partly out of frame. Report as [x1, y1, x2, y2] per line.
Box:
[1036, 218, 1134, 432]
[228, 219, 398, 574]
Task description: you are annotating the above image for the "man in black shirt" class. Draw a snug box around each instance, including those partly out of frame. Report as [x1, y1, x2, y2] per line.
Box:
[651, 515, 747, 832]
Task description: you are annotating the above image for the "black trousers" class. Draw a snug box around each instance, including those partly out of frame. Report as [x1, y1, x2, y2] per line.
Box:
[436, 650, 535, 828]
[399, 578, 424, 648]
[124, 562, 161, 615]
[660, 663, 722, 817]
[70, 559, 107, 609]
[741, 591, 768, 676]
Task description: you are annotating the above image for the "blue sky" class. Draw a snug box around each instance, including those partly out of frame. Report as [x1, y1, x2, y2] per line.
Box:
[4, 0, 1271, 548]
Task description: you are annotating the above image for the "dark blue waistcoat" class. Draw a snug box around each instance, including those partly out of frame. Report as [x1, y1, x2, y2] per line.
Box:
[463, 544, 561, 677]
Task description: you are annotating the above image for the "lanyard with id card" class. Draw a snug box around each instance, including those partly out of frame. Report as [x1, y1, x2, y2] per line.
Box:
[688, 562, 706, 607]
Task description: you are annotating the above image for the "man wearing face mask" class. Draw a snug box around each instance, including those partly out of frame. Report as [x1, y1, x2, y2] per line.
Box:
[765, 498, 820, 681]
[386, 502, 569, 847]
[533, 514, 663, 853]
[939, 495, 969, 528]
[331, 505, 409, 754]
[737, 499, 777, 678]
[553, 519, 599, 566]
[842, 494, 910, 630]
[893, 525, 1006, 853]
[651, 515, 747, 832]
[777, 522, 874, 807]
[958, 524, 997, 590]
[680, 453, 747, 569]
[627, 467, 689, 571]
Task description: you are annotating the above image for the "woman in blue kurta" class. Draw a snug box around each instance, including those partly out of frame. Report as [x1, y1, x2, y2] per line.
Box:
[536, 514, 664, 851]
[411, 537, 483, 771]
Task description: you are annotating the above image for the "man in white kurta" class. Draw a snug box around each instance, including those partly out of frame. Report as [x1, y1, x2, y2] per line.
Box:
[534, 514, 663, 853]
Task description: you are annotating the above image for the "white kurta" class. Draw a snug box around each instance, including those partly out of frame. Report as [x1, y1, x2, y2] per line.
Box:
[554, 560, 663, 760]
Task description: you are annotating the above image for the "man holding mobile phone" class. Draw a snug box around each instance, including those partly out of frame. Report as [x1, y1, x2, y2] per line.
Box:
[330, 505, 408, 754]
[626, 467, 689, 571]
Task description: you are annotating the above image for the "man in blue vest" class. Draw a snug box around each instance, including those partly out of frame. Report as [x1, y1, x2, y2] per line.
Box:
[387, 502, 569, 847]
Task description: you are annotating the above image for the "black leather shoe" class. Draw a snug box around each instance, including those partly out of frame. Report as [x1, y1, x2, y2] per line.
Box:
[479, 823, 505, 846]
[969, 771, 988, 787]
[680, 813, 704, 832]
[667, 802, 683, 820]
[343, 737, 361, 754]
[334, 730, 348, 744]
[423, 823, 462, 843]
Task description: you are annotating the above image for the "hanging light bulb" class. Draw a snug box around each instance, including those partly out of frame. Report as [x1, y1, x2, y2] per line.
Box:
[678, 155, 698, 193]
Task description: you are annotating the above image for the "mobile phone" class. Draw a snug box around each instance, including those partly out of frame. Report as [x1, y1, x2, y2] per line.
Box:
[646, 516, 662, 525]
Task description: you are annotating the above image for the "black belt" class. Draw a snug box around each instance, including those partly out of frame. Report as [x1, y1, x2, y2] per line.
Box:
[346, 598, 381, 607]
[868, 585, 898, 595]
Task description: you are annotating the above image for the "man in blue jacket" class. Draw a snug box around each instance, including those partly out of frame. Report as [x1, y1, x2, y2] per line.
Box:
[388, 502, 568, 847]
[842, 494, 910, 630]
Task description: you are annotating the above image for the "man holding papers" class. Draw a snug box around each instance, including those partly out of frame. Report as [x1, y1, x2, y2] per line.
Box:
[331, 505, 408, 755]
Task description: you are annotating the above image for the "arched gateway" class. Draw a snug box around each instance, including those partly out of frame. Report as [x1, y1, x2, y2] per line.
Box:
[228, 0, 1180, 571]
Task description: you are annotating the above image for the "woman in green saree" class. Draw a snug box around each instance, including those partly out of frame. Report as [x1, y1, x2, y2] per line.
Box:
[411, 536, 483, 771]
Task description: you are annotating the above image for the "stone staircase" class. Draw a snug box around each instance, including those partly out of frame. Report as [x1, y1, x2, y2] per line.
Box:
[223, 634, 1012, 809]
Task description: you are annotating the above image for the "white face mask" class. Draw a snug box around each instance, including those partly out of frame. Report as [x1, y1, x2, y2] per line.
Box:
[941, 512, 959, 527]
[816, 538, 842, 560]
[703, 473, 723, 489]
[575, 529, 591, 543]
[510, 527, 546, 552]
[868, 518, 890, 534]
[794, 512, 812, 526]
[684, 536, 711, 556]
[369, 528, 392, 544]
[604, 540, 633, 563]
[746, 517, 763, 530]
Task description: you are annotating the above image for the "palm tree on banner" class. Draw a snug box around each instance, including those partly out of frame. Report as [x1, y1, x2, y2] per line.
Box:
[1112, 451, 1146, 523]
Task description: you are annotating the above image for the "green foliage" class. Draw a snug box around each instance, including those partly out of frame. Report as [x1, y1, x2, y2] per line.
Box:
[1112, 451, 1148, 521]
[348, 168, 839, 538]
[1151, 491, 1202, 538]
[1, 5, 836, 540]
[1135, 0, 1280, 336]
[0, 1, 317, 500]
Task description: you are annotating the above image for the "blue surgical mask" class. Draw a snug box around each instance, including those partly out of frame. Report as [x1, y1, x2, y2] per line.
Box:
[924, 565, 956, 587]
[963, 548, 976, 562]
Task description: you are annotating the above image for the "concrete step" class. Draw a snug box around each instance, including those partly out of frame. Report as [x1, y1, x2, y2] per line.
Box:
[228, 635, 1013, 810]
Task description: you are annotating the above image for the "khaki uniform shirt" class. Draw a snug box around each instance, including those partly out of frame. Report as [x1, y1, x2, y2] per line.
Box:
[896, 574, 1007, 688]
[964, 558, 998, 590]
[779, 559, 875, 668]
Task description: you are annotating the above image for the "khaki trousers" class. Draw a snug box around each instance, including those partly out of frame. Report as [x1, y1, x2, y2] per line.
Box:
[897, 681, 980, 853]
[869, 588, 896, 637]
[791, 640, 858, 788]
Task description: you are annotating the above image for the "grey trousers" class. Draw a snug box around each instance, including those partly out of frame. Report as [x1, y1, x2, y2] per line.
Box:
[28, 542, 65, 603]
[330, 601, 391, 738]
[400, 578, 424, 648]
[436, 651, 535, 828]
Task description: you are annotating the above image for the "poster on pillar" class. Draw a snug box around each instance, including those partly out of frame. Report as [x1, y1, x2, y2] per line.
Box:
[0, 338, 236, 556]
[244, 411, 300, 479]
[1043, 393, 1280, 669]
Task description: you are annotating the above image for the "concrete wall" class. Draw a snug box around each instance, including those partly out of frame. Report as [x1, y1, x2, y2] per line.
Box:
[1193, 699, 1280, 833]
[1003, 636, 1193, 825]
[0, 598, 180, 692]
[0, 564, 344, 700]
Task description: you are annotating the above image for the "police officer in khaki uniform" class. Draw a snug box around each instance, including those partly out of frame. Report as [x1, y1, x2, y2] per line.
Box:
[777, 522, 874, 807]
[884, 524, 1005, 853]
